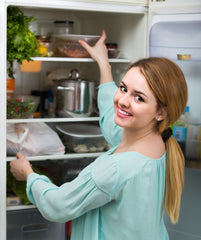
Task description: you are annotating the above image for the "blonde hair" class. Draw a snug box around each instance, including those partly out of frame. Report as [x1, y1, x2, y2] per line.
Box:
[130, 57, 188, 223]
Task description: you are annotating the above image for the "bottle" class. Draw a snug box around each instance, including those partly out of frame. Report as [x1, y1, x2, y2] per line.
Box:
[47, 88, 55, 118]
[173, 106, 190, 153]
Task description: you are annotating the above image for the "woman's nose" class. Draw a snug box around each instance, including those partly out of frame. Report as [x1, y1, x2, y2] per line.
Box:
[118, 93, 130, 108]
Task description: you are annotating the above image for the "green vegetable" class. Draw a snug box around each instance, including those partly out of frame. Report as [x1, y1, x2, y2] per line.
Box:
[7, 98, 37, 119]
[7, 7, 39, 79]
[7, 163, 53, 205]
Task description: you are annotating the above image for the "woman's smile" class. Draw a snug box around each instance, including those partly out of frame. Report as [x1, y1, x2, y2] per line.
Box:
[117, 107, 132, 118]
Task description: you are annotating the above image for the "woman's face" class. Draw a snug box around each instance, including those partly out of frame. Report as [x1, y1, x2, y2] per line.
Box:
[113, 67, 159, 132]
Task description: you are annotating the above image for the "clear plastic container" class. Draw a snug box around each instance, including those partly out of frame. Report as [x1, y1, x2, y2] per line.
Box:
[56, 122, 109, 153]
[52, 34, 100, 58]
[54, 20, 74, 35]
[106, 43, 120, 58]
[21, 223, 49, 240]
[7, 95, 39, 119]
[7, 208, 65, 240]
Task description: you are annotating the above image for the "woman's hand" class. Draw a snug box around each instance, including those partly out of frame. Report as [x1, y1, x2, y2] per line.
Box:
[10, 152, 34, 181]
[79, 30, 109, 68]
[79, 30, 113, 85]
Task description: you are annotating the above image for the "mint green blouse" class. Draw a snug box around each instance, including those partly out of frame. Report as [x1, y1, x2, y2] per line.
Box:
[26, 82, 169, 240]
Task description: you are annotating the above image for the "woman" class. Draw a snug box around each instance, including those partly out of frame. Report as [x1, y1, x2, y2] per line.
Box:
[10, 30, 188, 240]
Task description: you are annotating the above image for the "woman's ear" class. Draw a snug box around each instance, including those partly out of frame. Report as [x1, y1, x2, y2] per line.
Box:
[156, 107, 168, 121]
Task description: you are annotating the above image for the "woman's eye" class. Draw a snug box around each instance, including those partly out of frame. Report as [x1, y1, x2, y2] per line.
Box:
[120, 85, 127, 92]
[136, 95, 144, 102]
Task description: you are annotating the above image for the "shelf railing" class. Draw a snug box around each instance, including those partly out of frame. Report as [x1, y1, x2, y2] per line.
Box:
[6, 152, 103, 162]
[7, 116, 100, 123]
[32, 56, 131, 63]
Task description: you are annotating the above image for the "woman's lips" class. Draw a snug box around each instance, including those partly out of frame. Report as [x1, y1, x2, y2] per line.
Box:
[117, 107, 132, 118]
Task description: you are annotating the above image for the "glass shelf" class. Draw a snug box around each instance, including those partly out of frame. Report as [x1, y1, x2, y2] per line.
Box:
[7, 204, 36, 211]
[6, 152, 103, 162]
[7, 116, 100, 124]
[32, 57, 131, 63]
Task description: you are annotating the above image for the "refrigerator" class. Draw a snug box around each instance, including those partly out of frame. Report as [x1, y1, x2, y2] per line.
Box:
[0, 0, 201, 239]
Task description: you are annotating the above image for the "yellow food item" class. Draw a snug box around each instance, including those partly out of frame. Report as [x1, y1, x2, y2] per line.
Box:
[38, 44, 48, 56]
[177, 54, 191, 60]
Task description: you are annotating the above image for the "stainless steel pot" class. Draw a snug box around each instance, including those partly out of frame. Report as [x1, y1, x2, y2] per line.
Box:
[54, 69, 95, 117]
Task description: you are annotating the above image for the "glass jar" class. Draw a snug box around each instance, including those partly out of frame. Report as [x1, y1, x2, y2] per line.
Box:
[54, 21, 74, 35]
[106, 43, 119, 58]
[36, 35, 53, 57]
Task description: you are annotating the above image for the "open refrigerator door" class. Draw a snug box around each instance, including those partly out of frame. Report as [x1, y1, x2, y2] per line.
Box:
[148, 7, 201, 240]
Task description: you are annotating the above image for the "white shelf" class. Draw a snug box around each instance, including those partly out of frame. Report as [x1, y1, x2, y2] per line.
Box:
[7, 152, 103, 162]
[32, 57, 130, 63]
[7, 117, 100, 123]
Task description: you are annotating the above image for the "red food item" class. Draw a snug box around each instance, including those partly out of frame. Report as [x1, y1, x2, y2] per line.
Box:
[64, 49, 90, 58]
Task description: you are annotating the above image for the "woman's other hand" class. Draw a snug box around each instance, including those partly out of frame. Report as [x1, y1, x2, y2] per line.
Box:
[10, 152, 34, 181]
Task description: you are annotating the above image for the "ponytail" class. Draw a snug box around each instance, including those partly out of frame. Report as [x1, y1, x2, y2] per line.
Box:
[164, 136, 185, 223]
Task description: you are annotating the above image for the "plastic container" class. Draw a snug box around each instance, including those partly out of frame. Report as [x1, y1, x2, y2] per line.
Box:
[7, 95, 39, 119]
[21, 223, 49, 240]
[54, 20, 74, 35]
[7, 78, 15, 99]
[52, 34, 100, 58]
[173, 106, 190, 153]
[106, 43, 120, 58]
[56, 123, 109, 153]
[7, 208, 65, 240]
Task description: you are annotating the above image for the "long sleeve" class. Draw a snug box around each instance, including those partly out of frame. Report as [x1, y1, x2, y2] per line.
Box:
[97, 82, 123, 147]
[26, 153, 120, 223]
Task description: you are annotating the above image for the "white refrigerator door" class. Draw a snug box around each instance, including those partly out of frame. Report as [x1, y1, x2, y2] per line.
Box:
[148, 9, 201, 240]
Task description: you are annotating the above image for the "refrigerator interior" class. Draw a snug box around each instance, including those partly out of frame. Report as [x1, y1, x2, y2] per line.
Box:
[149, 14, 201, 240]
[7, 6, 148, 239]
[14, 7, 148, 96]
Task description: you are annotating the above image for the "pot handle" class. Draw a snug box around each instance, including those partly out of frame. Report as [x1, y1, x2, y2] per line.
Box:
[57, 86, 74, 91]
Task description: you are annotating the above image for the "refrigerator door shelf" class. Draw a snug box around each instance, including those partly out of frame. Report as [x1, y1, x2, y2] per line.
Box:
[149, 20, 201, 61]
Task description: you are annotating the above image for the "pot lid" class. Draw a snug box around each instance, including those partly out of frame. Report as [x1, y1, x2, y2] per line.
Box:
[68, 69, 80, 80]
[56, 123, 103, 138]
[53, 69, 86, 83]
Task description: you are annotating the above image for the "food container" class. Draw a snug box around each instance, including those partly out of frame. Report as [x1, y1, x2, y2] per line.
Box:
[106, 43, 120, 58]
[56, 123, 109, 153]
[54, 69, 95, 118]
[6, 78, 15, 99]
[36, 35, 53, 57]
[54, 20, 74, 35]
[53, 34, 100, 58]
[177, 54, 191, 60]
[7, 95, 39, 119]
[21, 223, 49, 240]
[7, 208, 65, 240]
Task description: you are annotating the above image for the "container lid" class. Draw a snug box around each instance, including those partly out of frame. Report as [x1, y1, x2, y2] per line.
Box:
[53, 34, 100, 42]
[106, 43, 118, 48]
[56, 123, 103, 138]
